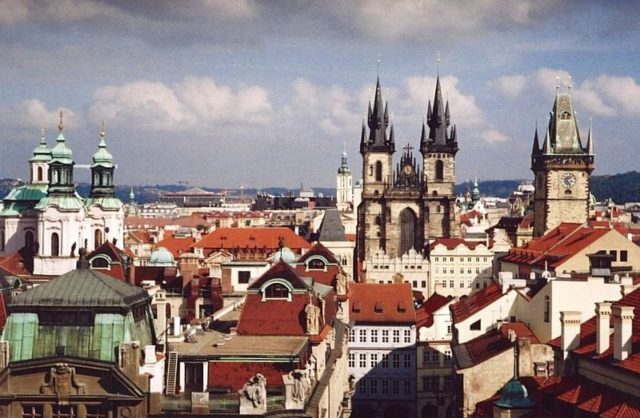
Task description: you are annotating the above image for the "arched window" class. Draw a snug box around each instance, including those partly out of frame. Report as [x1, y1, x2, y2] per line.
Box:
[375, 161, 383, 181]
[435, 160, 444, 180]
[94, 229, 103, 249]
[37, 166, 43, 182]
[399, 208, 417, 255]
[51, 232, 59, 257]
[25, 231, 34, 250]
[91, 257, 109, 269]
[264, 283, 289, 299]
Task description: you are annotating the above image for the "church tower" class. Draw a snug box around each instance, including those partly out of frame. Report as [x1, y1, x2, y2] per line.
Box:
[336, 150, 353, 212]
[29, 129, 51, 185]
[532, 87, 594, 237]
[357, 77, 395, 261]
[420, 76, 459, 239]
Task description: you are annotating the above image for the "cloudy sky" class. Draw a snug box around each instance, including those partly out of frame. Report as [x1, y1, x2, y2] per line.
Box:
[1, 0, 639, 189]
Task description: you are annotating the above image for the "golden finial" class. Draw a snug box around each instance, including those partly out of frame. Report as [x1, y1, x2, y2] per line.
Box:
[100, 120, 105, 139]
[58, 109, 64, 132]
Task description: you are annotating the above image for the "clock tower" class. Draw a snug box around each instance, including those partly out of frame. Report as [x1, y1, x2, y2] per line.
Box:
[532, 87, 594, 237]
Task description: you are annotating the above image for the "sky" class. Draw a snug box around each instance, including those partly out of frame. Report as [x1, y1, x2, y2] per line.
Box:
[1, 0, 639, 189]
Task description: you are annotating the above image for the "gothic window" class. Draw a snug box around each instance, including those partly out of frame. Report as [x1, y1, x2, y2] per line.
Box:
[25, 231, 34, 250]
[94, 229, 103, 249]
[435, 160, 444, 180]
[51, 232, 59, 257]
[37, 166, 43, 182]
[561, 111, 571, 120]
[399, 208, 417, 255]
[375, 161, 383, 181]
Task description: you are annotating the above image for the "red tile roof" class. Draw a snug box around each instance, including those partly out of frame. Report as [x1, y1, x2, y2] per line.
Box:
[192, 227, 311, 256]
[457, 322, 537, 369]
[429, 237, 484, 251]
[450, 282, 504, 323]
[154, 234, 196, 258]
[297, 242, 339, 264]
[548, 286, 640, 375]
[0, 252, 31, 276]
[501, 222, 614, 269]
[127, 230, 154, 245]
[416, 293, 451, 328]
[125, 214, 209, 229]
[350, 283, 415, 324]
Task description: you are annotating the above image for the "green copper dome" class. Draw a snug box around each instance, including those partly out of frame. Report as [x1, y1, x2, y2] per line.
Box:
[494, 379, 535, 409]
[91, 130, 114, 168]
[149, 247, 175, 266]
[30, 132, 52, 162]
[50, 131, 74, 164]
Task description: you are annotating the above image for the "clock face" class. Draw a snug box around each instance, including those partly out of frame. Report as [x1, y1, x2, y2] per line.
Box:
[403, 164, 414, 175]
[561, 173, 576, 189]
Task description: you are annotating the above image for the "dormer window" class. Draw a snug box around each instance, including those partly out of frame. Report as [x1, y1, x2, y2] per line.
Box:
[307, 257, 327, 271]
[264, 283, 290, 299]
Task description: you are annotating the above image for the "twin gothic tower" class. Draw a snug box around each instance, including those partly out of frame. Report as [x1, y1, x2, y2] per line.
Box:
[357, 76, 458, 261]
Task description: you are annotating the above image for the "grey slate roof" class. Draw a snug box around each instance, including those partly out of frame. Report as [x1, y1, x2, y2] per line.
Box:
[11, 268, 149, 309]
[317, 209, 347, 242]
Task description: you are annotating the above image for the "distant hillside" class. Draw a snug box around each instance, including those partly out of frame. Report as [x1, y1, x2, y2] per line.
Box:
[3, 172, 640, 205]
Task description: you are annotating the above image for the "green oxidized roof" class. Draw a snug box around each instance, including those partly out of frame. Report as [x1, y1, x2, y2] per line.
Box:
[84, 197, 124, 211]
[91, 133, 114, 168]
[50, 132, 74, 164]
[34, 194, 84, 211]
[494, 379, 535, 409]
[12, 268, 150, 309]
[30, 133, 52, 162]
[0, 184, 48, 217]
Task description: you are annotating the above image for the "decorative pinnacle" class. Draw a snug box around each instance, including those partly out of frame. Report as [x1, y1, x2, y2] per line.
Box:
[568, 75, 573, 90]
[58, 109, 64, 132]
[376, 52, 381, 78]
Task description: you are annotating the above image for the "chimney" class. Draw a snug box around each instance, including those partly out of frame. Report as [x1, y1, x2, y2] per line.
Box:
[613, 305, 635, 361]
[560, 311, 581, 351]
[595, 302, 612, 355]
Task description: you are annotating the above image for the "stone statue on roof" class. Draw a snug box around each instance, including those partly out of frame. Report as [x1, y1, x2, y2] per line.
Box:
[335, 272, 348, 295]
[305, 302, 321, 335]
[240, 373, 267, 410]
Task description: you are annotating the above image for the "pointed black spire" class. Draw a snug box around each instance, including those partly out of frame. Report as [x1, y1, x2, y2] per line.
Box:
[422, 76, 458, 155]
[532, 126, 540, 156]
[420, 120, 428, 150]
[388, 124, 396, 153]
[359, 119, 368, 154]
[363, 76, 393, 154]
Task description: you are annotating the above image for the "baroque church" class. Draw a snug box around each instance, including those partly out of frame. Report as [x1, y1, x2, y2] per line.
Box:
[0, 112, 125, 275]
[357, 76, 458, 262]
[531, 86, 594, 237]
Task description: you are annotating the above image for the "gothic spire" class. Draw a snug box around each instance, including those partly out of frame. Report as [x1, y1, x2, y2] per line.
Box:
[547, 87, 584, 153]
[586, 124, 594, 155]
[532, 126, 540, 155]
[427, 76, 448, 145]
[362, 76, 393, 153]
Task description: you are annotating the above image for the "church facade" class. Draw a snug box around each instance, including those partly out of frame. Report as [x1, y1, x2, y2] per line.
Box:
[357, 76, 459, 262]
[0, 113, 124, 275]
[531, 87, 594, 237]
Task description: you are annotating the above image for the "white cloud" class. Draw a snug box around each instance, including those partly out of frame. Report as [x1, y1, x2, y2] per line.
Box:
[0, 0, 116, 25]
[0, 99, 80, 134]
[480, 129, 510, 143]
[487, 75, 527, 99]
[579, 75, 640, 117]
[89, 77, 273, 131]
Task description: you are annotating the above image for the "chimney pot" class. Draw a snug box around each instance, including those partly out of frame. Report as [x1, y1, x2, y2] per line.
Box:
[613, 305, 635, 361]
[595, 302, 612, 355]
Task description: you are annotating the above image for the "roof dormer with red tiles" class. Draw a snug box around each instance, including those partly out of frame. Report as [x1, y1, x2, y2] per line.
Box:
[294, 242, 344, 287]
[236, 261, 337, 340]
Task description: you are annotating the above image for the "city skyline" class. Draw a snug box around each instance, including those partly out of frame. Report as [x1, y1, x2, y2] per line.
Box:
[1, 1, 640, 188]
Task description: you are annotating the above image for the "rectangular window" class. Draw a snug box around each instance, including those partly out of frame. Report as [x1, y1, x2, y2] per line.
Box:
[447, 325, 452, 334]
[444, 350, 452, 364]
[370, 353, 378, 367]
[459, 281, 465, 288]
[349, 328, 355, 343]
[422, 351, 429, 366]
[382, 353, 389, 368]
[51, 405, 77, 418]
[392, 379, 400, 394]
[413, 280, 418, 288]
[358, 378, 368, 395]
[359, 329, 367, 343]
[370, 379, 378, 395]
[435, 267, 439, 274]
[348, 353, 355, 368]
[449, 280, 454, 288]
[404, 329, 411, 343]
[450, 257, 454, 262]
[442, 377, 451, 391]
[421, 280, 426, 288]
[238, 270, 251, 284]
[393, 353, 400, 368]
[381, 380, 389, 394]
[359, 353, 366, 368]
[382, 330, 389, 343]
[403, 379, 411, 394]
[431, 351, 440, 363]
[21, 405, 43, 418]
[621, 250, 628, 262]
[460, 268, 464, 274]
[609, 250, 617, 261]
[404, 353, 411, 368]
[393, 329, 400, 343]
[371, 329, 378, 343]
[423, 376, 438, 392]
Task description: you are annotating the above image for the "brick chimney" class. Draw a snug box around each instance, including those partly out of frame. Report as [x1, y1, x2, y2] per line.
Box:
[613, 305, 635, 361]
[596, 302, 612, 355]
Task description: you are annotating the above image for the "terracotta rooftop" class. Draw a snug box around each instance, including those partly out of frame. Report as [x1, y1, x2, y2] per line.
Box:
[192, 227, 311, 254]
[350, 282, 415, 324]
[450, 282, 504, 323]
[416, 292, 451, 328]
[429, 237, 485, 251]
[548, 286, 640, 375]
[455, 322, 538, 369]
[500, 222, 614, 269]
[154, 233, 196, 258]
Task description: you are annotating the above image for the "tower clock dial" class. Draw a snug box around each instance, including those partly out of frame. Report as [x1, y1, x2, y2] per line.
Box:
[561, 173, 576, 189]
[403, 164, 414, 175]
